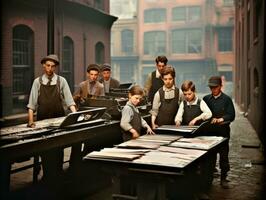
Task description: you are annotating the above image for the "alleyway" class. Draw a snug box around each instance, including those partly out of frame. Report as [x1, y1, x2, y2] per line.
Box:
[8, 104, 265, 200]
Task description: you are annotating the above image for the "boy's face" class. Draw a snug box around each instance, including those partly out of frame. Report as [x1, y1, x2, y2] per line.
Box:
[129, 94, 142, 106]
[210, 85, 222, 96]
[102, 70, 111, 81]
[87, 70, 99, 82]
[162, 74, 174, 89]
[183, 89, 195, 102]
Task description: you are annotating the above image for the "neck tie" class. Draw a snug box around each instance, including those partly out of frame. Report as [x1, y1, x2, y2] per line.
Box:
[47, 77, 52, 85]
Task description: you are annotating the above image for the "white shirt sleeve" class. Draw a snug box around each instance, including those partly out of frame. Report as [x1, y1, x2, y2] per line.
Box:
[174, 101, 184, 123]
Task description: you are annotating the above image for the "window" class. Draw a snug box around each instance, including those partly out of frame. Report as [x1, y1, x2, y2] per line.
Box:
[144, 31, 166, 55]
[172, 7, 186, 21]
[121, 29, 134, 53]
[120, 63, 134, 83]
[188, 6, 201, 21]
[172, 6, 201, 22]
[94, 0, 104, 11]
[223, 0, 234, 6]
[12, 25, 34, 113]
[172, 29, 202, 54]
[95, 42, 105, 64]
[218, 28, 232, 52]
[62, 36, 74, 92]
[144, 8, 166, 23]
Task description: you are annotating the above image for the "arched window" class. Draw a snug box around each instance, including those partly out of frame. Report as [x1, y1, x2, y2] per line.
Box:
[62, 36, 74, 92]
[121, 29, 134, 53]
[95, 42, 105, 64]
[12, 25, 34, 113]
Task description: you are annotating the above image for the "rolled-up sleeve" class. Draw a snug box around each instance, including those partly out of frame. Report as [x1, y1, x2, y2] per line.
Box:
[150, 91, 160, 117]
[120, 106, 134, 131]
[198, 100, 212, 120]
[27, 79, 40, 111]
[60, 77, 76, 107]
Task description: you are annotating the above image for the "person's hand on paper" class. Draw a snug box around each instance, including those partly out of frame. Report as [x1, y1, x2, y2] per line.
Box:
[130, 129, 140, 139]
[189, 118, 198, 126]
[152, 123, 158, 130]
[175, 120, 181, 127]
[146, 126, 155, 135]
[211, 117, 224, 124]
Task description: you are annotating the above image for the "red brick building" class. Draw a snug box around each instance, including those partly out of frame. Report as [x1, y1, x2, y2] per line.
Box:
[234, 0, 265, 147]
[0, 0, 117, 117]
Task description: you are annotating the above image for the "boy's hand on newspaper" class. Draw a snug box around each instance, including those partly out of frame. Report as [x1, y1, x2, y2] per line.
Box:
[146, 126, 155, 135]
[175, 121, 181, 127]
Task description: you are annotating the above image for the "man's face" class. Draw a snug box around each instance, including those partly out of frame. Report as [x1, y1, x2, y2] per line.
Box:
[162, 74, 174, 89]
[210, 85, 222, 96]
[183, 89, 195, 102]
[87, 70, 99, 82]
[102, 70, 111, 81]
[43, 60, 56, 76]
[156, 61, 166, 74]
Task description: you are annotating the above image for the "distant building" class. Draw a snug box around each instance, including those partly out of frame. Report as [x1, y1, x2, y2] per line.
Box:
[234, 0, 265, 147]
[1, 0, 117, 117]
[111, 0, 235, 93]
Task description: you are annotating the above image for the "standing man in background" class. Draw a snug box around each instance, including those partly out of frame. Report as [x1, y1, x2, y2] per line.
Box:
[144, 55, 168, 103]
[27, 54, 76, 183]
[100, 63, 120, 94]
[73, 64, 104, 105]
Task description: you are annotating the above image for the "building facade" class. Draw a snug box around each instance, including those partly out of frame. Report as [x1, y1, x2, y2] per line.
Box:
[234, 0, 265, 146]
[111, 0, 235, 94]
[0, 0, 117, 117]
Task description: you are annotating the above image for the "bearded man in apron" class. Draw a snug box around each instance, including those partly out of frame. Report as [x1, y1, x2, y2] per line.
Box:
[27, 54, 76, 184]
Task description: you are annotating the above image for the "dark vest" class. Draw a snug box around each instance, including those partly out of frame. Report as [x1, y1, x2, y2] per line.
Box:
[37, 76, 65, 120]
[156, 87, 180, 126]
[148, 71, 164, 103]
[122, 105, 142, 141]
[182, 99, 203, 125]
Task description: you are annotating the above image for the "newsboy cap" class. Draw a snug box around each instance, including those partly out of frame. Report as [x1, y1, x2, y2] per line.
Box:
[87, 64, 100, 72]
[208, 76, 222, 87]
[41, 54, 60, 65]
[101, 63, 111, 71]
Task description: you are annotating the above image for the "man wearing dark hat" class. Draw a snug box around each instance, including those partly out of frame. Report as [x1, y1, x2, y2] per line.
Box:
[73, 64, 104, 104]
[27, 54, 76, 182]
[203, 76, 235, 189]
[99, 63, 120, 94]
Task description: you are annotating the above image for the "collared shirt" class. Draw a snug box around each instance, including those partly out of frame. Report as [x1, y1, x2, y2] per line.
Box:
[144, 69, 160, 94]
[27, 73, 75, 111]
[120, 101, 149, 131]
[174, 97, 212, 123]
[103, 79, 111, 93]
[150, 85, 182, 117]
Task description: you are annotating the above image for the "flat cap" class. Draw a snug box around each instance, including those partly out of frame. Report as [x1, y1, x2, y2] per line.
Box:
[41, 54, 60, 65]
[208, 76, 222, 87]
[87, 64, 100, 72]
[101, 63, 111, 71]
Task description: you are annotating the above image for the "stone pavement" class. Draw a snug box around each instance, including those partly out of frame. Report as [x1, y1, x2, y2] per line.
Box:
[7, 104, 266, 200]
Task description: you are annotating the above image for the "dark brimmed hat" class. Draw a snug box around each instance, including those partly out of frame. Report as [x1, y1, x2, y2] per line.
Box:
[87, 64, 100, 72]
[41, 54, 60, 65]
[101, 63, 111, 71]
[208, 76, 222, 87]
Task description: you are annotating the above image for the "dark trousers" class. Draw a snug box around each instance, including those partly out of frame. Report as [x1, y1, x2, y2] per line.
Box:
[218, 139, 230, 179]
[40, 148, 64, 183]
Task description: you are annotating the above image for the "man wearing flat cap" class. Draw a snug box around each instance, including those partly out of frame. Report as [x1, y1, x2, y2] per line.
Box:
[203, 75, 235, 190]
[73, 64, 104, 104]
[27, 54, 76, 182]
[99, 63, 120, 94]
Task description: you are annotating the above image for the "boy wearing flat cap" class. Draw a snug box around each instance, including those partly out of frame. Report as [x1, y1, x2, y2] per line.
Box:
[99, 63, 120, 94]
[203, 76, 235, 189]
[74, 64, 104, 104]
[27, 54, 76, 182]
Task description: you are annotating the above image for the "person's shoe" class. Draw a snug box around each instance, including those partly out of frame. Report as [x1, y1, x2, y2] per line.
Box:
[197, 192, 210, 200]
[220, 179, 231, 189]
